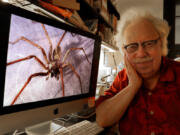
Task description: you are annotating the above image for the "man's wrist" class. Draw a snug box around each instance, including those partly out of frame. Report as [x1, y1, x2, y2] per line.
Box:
[127, 84, 140, 93]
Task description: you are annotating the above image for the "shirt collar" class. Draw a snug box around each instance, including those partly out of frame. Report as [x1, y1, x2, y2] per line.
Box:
[159, 57, 175, 82]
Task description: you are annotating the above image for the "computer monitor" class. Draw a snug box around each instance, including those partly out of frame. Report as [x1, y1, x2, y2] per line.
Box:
[0, 2, 101, 134]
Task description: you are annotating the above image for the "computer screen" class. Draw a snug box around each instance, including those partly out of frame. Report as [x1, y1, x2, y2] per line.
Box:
[0, 3, 101, 134]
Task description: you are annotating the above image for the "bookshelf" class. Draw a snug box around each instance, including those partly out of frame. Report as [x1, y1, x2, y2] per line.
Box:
[77, 0, 120, 51]
[6, 0, 120, 51]
[77, 0, 120, 30]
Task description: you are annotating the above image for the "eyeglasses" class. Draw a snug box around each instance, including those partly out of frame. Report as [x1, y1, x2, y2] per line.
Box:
[123, 37, 161, 53]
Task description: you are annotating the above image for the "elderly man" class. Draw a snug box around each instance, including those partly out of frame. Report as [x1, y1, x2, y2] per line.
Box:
[96, 8, 180, 135]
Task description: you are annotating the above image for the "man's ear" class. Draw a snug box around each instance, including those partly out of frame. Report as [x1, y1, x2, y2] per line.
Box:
[160, 38, 163, 47]
[159, 37, 164, 56]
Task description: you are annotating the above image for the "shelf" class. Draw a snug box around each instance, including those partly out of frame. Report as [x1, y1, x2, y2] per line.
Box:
[25, 0, 119, 31]
[77, 0, 118, 30]
[10, 0, 119, 48]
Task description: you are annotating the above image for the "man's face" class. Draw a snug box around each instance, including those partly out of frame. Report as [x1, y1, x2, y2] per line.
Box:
[123, 18, 162, 79]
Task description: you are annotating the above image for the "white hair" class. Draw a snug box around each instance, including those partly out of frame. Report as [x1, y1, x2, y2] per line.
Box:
[115, 7, 170, 56]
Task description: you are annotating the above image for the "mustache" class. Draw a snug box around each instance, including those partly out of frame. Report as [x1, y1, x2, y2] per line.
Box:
[133, 57, 153, 64]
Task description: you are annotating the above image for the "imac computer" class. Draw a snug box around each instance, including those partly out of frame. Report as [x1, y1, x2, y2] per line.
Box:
[0, 2, 101, 134]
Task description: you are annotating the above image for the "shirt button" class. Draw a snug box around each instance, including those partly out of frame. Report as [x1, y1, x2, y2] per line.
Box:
[148, 91, 152, 96]
[151, 132, 155, 135]
[150, 110, 154, 115]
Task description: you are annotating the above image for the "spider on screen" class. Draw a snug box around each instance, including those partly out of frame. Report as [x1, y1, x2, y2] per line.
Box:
[7, 23, 91, 105]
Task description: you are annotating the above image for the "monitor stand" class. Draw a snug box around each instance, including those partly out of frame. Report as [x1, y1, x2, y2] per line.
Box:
[25, 120, 63, 135]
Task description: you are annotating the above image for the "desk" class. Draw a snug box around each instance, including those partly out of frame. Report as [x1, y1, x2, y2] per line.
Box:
[8, 108, 119, 135]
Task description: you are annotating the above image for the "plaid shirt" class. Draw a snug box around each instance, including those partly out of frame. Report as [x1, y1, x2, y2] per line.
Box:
[96, 57, 180, 135]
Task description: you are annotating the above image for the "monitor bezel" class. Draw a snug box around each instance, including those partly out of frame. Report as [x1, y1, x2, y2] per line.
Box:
[0, 3, 101, 115]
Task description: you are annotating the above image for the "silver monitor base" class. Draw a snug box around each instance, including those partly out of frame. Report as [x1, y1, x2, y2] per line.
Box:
[25, 121, 62, 135]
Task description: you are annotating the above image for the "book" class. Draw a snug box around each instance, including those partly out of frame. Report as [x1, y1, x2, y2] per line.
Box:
[94, 0, 110, 23]
[39, 0, 89, 32]
[93, 0, 107, 11]
[85, 0, 94, 7]
[100, 7, 109, 23]
[113, 15, 117, 32]
[39, 0, 72, 18]
[52, 0, 80, 10]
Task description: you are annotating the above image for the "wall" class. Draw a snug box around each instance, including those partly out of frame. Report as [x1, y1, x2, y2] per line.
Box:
[115, 0, 164, 18]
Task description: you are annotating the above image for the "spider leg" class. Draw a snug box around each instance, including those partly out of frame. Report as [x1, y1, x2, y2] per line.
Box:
[63, 63, 82, 94]
[9, 36, 49, 64]
[41, 24, 53, 62]
[62, 48, 91, 64]
[59, 68, 65, 96]
[52, 31, 67, 61]
[7, 55, 48, 70]
[11, 71, 50, 105]
[56, 31, 67, 47]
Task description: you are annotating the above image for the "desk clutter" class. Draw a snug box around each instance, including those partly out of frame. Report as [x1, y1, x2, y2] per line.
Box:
[7, 105, 120, 135]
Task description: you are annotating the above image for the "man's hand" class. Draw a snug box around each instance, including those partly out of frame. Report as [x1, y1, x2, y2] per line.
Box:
[124, 54, 142, 90]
